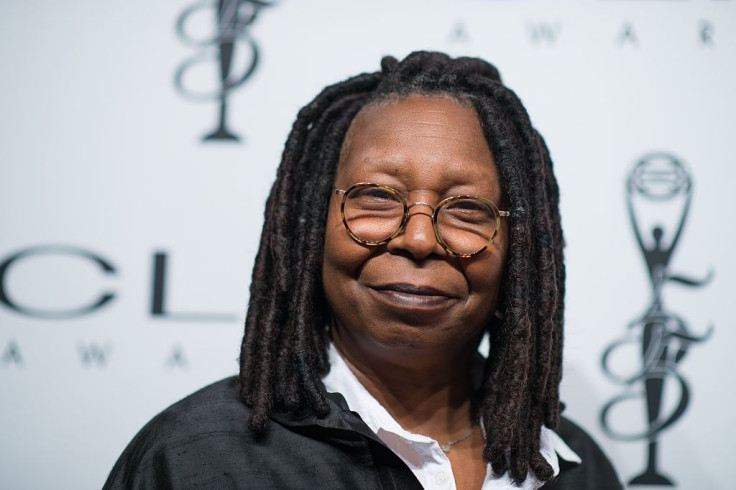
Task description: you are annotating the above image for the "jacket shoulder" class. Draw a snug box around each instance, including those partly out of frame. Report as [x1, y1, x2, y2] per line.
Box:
[103, 377, 254, 489]
[102, 378, 401, 490]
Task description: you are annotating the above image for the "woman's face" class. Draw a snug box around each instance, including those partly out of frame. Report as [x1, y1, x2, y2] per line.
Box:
[322, 95, 508, 362]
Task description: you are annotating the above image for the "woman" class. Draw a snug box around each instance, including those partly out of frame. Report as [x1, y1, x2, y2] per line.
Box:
[105, 52, 621, 489]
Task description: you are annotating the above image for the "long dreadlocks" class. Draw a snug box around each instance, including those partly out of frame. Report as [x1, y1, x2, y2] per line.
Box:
[239, 51, 565, 484]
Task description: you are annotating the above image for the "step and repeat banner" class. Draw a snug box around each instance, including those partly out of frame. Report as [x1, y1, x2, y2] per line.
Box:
[1, 1, 734, 488]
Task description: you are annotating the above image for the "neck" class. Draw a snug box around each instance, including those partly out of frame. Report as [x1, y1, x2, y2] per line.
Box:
[331, 326, 480, 440]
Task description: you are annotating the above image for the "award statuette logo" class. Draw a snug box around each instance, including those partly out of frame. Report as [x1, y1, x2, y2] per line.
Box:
[600, 153, 713, 486]
[175, 0, 274, 142]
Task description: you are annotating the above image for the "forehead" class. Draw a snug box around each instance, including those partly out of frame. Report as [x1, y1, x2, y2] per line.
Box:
[337, 95, 498, 196]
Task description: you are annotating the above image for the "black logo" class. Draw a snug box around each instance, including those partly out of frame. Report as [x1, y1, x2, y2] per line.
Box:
[175, 0, 273, 142]
[0, 245, 116, 319]
[0, 246, 236, 321]
[601, 153, 713, 486]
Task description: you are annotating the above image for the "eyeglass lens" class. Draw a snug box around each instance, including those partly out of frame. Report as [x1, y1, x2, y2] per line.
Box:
[343, 185, 497, 255]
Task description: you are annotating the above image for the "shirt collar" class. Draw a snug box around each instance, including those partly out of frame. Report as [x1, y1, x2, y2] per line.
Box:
[322, 342, 581, 489]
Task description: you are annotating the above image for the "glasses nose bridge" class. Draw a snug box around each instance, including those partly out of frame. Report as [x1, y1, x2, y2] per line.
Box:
[402, 200, 437, 229]
[406, 200, 436, 215]
[387, 198, 443, 259]
[396, 199, 439, 241]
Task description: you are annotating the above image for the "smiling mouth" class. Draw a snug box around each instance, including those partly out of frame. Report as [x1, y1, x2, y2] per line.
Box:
[369, 284, 458, 309]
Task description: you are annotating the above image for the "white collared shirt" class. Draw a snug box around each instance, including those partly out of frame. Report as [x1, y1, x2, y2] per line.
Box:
[322, 343, 581, 489]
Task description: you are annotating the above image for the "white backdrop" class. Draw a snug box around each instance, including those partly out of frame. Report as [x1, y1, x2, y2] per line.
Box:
[1, 1, 734, 489]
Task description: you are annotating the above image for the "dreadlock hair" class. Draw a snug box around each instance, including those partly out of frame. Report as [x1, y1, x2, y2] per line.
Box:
[239, 51, 565, 484]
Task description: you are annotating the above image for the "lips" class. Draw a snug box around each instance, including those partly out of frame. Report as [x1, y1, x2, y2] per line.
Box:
[368, 283, 460, 312]
[372, 283, 457, 298]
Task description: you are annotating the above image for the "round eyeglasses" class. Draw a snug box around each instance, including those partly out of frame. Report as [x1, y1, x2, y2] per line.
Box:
[334, 182, 510, 258]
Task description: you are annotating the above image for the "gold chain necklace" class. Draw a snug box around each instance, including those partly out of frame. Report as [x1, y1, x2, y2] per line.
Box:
[441, 424, 479, 453]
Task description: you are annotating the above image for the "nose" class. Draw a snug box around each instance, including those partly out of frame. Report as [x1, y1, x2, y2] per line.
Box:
[386, 203, 447, 260]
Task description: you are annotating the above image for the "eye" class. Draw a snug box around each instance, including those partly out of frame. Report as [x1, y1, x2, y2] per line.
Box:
[346, 186, 403, 211]
[447, 200, 484, 211]
[441, 199, 494, 224]
[360, 188, 395, 201]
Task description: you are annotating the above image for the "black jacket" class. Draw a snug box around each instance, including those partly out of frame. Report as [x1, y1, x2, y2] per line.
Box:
[104, 377, 622, 489]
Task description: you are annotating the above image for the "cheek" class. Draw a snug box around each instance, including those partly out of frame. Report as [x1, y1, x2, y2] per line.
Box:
[323, 207, 367, 276]
[464, 247, 507, 310]
[322, 206, 374, 314]
[467, 261, 501, 296]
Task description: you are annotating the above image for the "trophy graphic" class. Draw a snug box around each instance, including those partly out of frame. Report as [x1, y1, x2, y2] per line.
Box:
[175, 0, 273, 142]
[601, 153, 713, 486]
